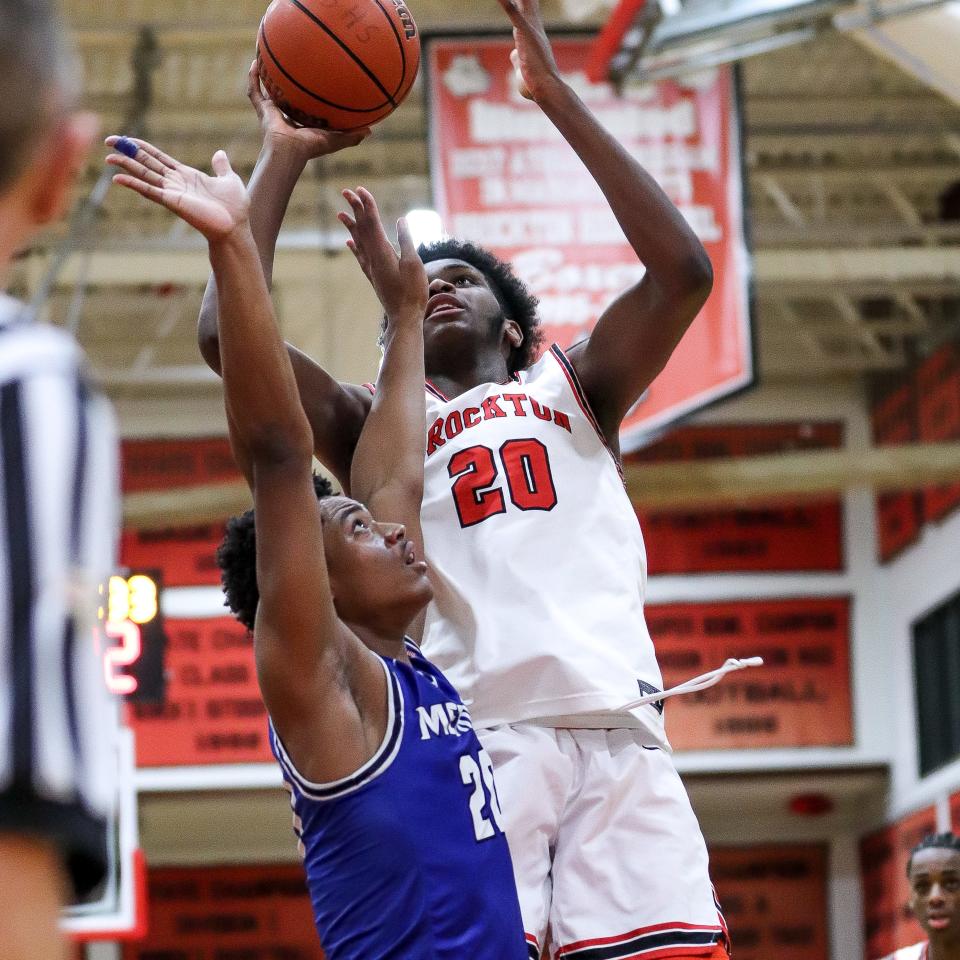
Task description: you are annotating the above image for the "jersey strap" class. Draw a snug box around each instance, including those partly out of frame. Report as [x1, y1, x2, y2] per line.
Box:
[425, 379, 447, 401]
[270, 658, 404, 801]
[548, 344, 624, 480]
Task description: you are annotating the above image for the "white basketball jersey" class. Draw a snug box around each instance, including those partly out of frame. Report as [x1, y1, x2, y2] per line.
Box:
[877, 943, 927, 960]
[419, 345, 668, 746]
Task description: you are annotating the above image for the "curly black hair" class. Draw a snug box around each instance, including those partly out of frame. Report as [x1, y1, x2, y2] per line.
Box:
[418, 239, 543, 375]
[907, 832, 960, 876]
[216, 474, 335, 631]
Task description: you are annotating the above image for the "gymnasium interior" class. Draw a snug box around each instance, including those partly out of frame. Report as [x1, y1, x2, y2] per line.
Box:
[19, 0, 960, 956]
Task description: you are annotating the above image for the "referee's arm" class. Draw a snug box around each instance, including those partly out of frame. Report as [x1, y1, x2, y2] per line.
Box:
[0, 332, 119, 958]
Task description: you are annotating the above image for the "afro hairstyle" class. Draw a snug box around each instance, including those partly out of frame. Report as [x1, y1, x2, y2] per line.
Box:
[217, 473, 335, 631]
[417, 238, 542, 375]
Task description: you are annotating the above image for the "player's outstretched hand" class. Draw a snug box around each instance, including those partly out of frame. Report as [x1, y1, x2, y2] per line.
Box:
[496, 0, 562, 102]
[338, 188, 428, 325]
[248, 60, 371, 160]
[106, 136, 249, 242]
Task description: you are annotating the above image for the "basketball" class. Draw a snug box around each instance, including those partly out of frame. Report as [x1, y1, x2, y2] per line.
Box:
[256, 0, 420, 131]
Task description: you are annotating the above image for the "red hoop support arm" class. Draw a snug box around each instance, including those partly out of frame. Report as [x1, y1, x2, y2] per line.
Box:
[586, 0, 649, 83]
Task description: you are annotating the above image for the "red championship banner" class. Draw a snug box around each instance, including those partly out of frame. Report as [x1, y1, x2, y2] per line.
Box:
[121, 524, 228, 587]
[128, 617, 272, 767]
[860, 806, 936, 959]
[122, 437, 240, 493]
[121, 438, 242, 586]
[710, 845, 829, 960]
[428, 39, 753, 449]
[630, 422, 844, 574]
[648, 597, 852, 750]
[952, 789, 960, 831]
[122, 864, 322, 960]
[916, 341, 960, 523]
[870, 378, 922, 563]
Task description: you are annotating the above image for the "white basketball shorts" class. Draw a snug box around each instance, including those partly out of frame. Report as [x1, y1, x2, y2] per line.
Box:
[478, 724, 730, 960]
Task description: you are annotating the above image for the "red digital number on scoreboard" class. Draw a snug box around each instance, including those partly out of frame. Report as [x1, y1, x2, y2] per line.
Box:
[96, 571, 166, 702]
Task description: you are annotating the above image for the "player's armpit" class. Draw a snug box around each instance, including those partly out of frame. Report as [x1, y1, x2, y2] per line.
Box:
[256, 616, 383, 786]
[286, 345, 373, 493]
[567, 264, 711, 448]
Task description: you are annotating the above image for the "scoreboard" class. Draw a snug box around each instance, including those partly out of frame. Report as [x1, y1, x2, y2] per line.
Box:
[99, 570, 167, 703]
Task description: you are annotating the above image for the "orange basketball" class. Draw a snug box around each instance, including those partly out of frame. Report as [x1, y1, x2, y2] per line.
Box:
[256, 0, 420, 131]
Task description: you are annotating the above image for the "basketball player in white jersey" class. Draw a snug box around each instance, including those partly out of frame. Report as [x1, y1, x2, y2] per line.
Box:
[196, 0, 728, 956]
[877, 834, 960, 960]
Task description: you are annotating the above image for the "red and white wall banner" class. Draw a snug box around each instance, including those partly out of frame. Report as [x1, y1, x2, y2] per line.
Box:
[870, 339, 960, 563]
[860, 806, 937, 959]
[121, 524, 228, 587]
[122, 437, 240, 492]
[120, 438, 243, 586]
[428, 38, 753, 449]
[122, 864, 321, 960]
[710, 845, 829, 960]
[871, 378, 923, 563]
[916, 341, 960, 522]
[630, 422, 845, 574]
[127, 617, 272, 767]
[648, 596, 853, 750]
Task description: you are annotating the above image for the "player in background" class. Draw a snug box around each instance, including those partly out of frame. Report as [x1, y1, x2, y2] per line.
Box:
[196, 0, 728, 955]
[107, 136, 527, 958]
[876, 833, 960, 960]
[0, 2, 120, 959]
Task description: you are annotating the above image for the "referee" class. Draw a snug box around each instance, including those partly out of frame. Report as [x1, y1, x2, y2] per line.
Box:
[0, 1, 120, 958]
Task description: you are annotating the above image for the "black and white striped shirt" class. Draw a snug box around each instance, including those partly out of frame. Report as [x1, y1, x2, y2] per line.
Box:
[0, 294, 119, 899]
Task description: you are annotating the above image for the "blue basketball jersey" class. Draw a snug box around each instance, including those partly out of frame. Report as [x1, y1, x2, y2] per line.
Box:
[269, 640, 527, 960]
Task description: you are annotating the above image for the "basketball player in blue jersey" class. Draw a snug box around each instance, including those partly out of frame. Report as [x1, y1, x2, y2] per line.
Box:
[106, 140, 526, 958]
[196, 0, 730, 956]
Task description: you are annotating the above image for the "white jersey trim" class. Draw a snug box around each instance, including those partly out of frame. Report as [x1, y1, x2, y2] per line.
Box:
[271, 657, 404, 802]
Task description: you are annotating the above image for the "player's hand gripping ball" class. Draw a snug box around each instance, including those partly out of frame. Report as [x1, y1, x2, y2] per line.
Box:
[256, 0, 420, 131]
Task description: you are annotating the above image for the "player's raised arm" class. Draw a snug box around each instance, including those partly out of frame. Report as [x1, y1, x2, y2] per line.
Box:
[498, 0, 714, 452]
[196, 61, 374, 491]
[340, 190, 429, 553]
[108, 136, 379, 779]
